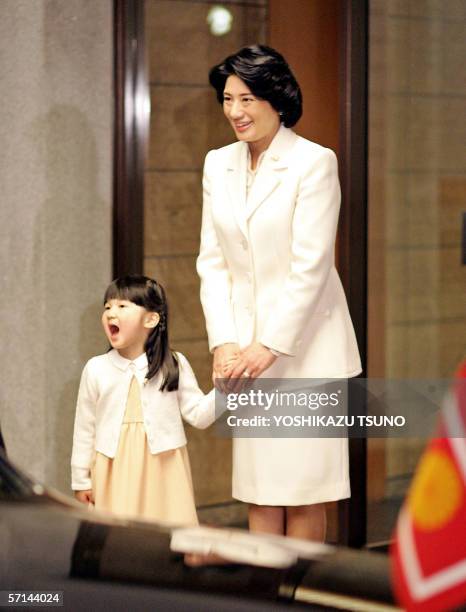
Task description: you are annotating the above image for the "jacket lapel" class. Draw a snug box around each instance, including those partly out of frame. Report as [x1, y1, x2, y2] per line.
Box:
[245, 159, 283, 221]
[245, 125, 297, 221]
[226, 142, 248, 238]
[225, 126, 298, 234]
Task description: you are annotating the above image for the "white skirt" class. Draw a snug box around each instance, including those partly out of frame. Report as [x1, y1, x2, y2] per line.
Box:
[232, 436, 350, 506]
[229, 305, 358, 506]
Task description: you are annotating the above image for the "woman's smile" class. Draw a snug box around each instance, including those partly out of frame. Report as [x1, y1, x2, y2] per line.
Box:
[234, 120, 253, 132]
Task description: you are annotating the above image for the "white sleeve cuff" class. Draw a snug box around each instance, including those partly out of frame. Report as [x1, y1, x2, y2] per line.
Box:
[262, 344, 287, 358]
[71, 466, 92, 491]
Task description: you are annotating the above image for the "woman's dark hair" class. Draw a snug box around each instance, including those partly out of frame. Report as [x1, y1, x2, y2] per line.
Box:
[104, 275, 179, 391]
[209, 45, 302, 128]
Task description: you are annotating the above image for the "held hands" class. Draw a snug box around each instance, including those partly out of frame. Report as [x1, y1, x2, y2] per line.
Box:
[74, 489, 94, 506]
[212, 343, 241, 392]
[213, 342, 277, 392]
[229, 342, 277, 380]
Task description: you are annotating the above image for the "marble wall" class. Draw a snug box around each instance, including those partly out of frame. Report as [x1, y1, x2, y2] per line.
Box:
[368, 0, 466, 484]
[0, 0, 113, 492]
[144, 0, 267, 509]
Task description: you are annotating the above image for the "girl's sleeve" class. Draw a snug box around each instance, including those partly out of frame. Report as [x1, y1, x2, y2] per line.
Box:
[259, 148, 341, 356]
[176, 353, 217, 429]
[196, 150, 238, 352]
[71, 361, 97, 490]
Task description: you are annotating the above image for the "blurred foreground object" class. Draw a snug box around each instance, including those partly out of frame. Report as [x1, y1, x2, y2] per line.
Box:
[1, 450, 397, 610]
[391, 362, 466, 611]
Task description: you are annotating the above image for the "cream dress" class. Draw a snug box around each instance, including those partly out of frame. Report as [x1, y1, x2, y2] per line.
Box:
[92, 376, 198, 525]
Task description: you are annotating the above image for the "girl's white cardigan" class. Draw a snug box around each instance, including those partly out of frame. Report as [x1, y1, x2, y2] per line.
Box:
[71, 349, 215, 490]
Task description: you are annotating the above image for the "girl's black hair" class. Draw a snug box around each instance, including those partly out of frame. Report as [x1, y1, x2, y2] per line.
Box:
[209, 45, 302, 128]
[104, 275, 179, 391]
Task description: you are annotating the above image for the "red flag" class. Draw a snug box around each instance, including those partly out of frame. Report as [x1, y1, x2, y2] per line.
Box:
[391, 363, 466, 611]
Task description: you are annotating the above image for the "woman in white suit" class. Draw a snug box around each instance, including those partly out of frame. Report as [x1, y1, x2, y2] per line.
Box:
[197, 46, 361, 540]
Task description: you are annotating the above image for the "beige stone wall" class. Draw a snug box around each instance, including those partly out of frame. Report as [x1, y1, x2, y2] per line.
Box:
[0, 1, 113, 492]
[368, 0, 466, 485]
[144, 0, 267, 508]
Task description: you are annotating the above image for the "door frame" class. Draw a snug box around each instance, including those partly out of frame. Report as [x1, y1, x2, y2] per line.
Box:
[337, 0, 368, 548]
[113, 0, 147, 277]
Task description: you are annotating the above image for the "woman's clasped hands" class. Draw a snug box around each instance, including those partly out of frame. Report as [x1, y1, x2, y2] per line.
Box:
[213, 342, 277, 392]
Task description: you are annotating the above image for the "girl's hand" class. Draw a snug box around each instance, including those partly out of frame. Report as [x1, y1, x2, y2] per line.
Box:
[74, 489, 93, 505]
[213, 343, 241, 391]
[229, 342, 277, 384]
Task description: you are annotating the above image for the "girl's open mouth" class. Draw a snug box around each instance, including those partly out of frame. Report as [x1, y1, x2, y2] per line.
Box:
[109, 324, 119, 336]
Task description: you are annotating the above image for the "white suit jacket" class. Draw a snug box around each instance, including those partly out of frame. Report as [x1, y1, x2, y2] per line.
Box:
[196, 125, 361, 379]
[71, 350, 215, 490]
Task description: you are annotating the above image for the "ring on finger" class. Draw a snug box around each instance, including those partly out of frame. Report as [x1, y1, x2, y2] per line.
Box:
[243, 369, 250, 378]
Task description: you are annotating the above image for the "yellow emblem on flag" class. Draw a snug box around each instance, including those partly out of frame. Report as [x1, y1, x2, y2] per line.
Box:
[407, 447, 463, 531]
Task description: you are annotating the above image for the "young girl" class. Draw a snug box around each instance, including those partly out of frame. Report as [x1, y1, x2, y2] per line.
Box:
[71, 274, 216, 526]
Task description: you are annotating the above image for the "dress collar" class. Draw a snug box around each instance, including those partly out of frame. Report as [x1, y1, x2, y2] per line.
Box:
[247, 148, 266, 174]
[226, 124, 297, 172]
[264, 123, 298, 164]
[108, 348, 148, 372]
[241, 125, 297, 168]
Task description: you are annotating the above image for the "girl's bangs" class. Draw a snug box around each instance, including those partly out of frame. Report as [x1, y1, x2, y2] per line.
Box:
[103, 280, 145, 305]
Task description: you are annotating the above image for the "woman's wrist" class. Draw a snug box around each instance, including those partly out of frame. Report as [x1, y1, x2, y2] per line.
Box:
[261, 344, 282, 358]
[213, 342, 238, 353]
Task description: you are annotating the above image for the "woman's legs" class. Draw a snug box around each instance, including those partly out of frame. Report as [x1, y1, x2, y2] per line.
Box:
[248, 502, 326, 541]
[248, 504, 285, 535]
[286, 503, 327, 541]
